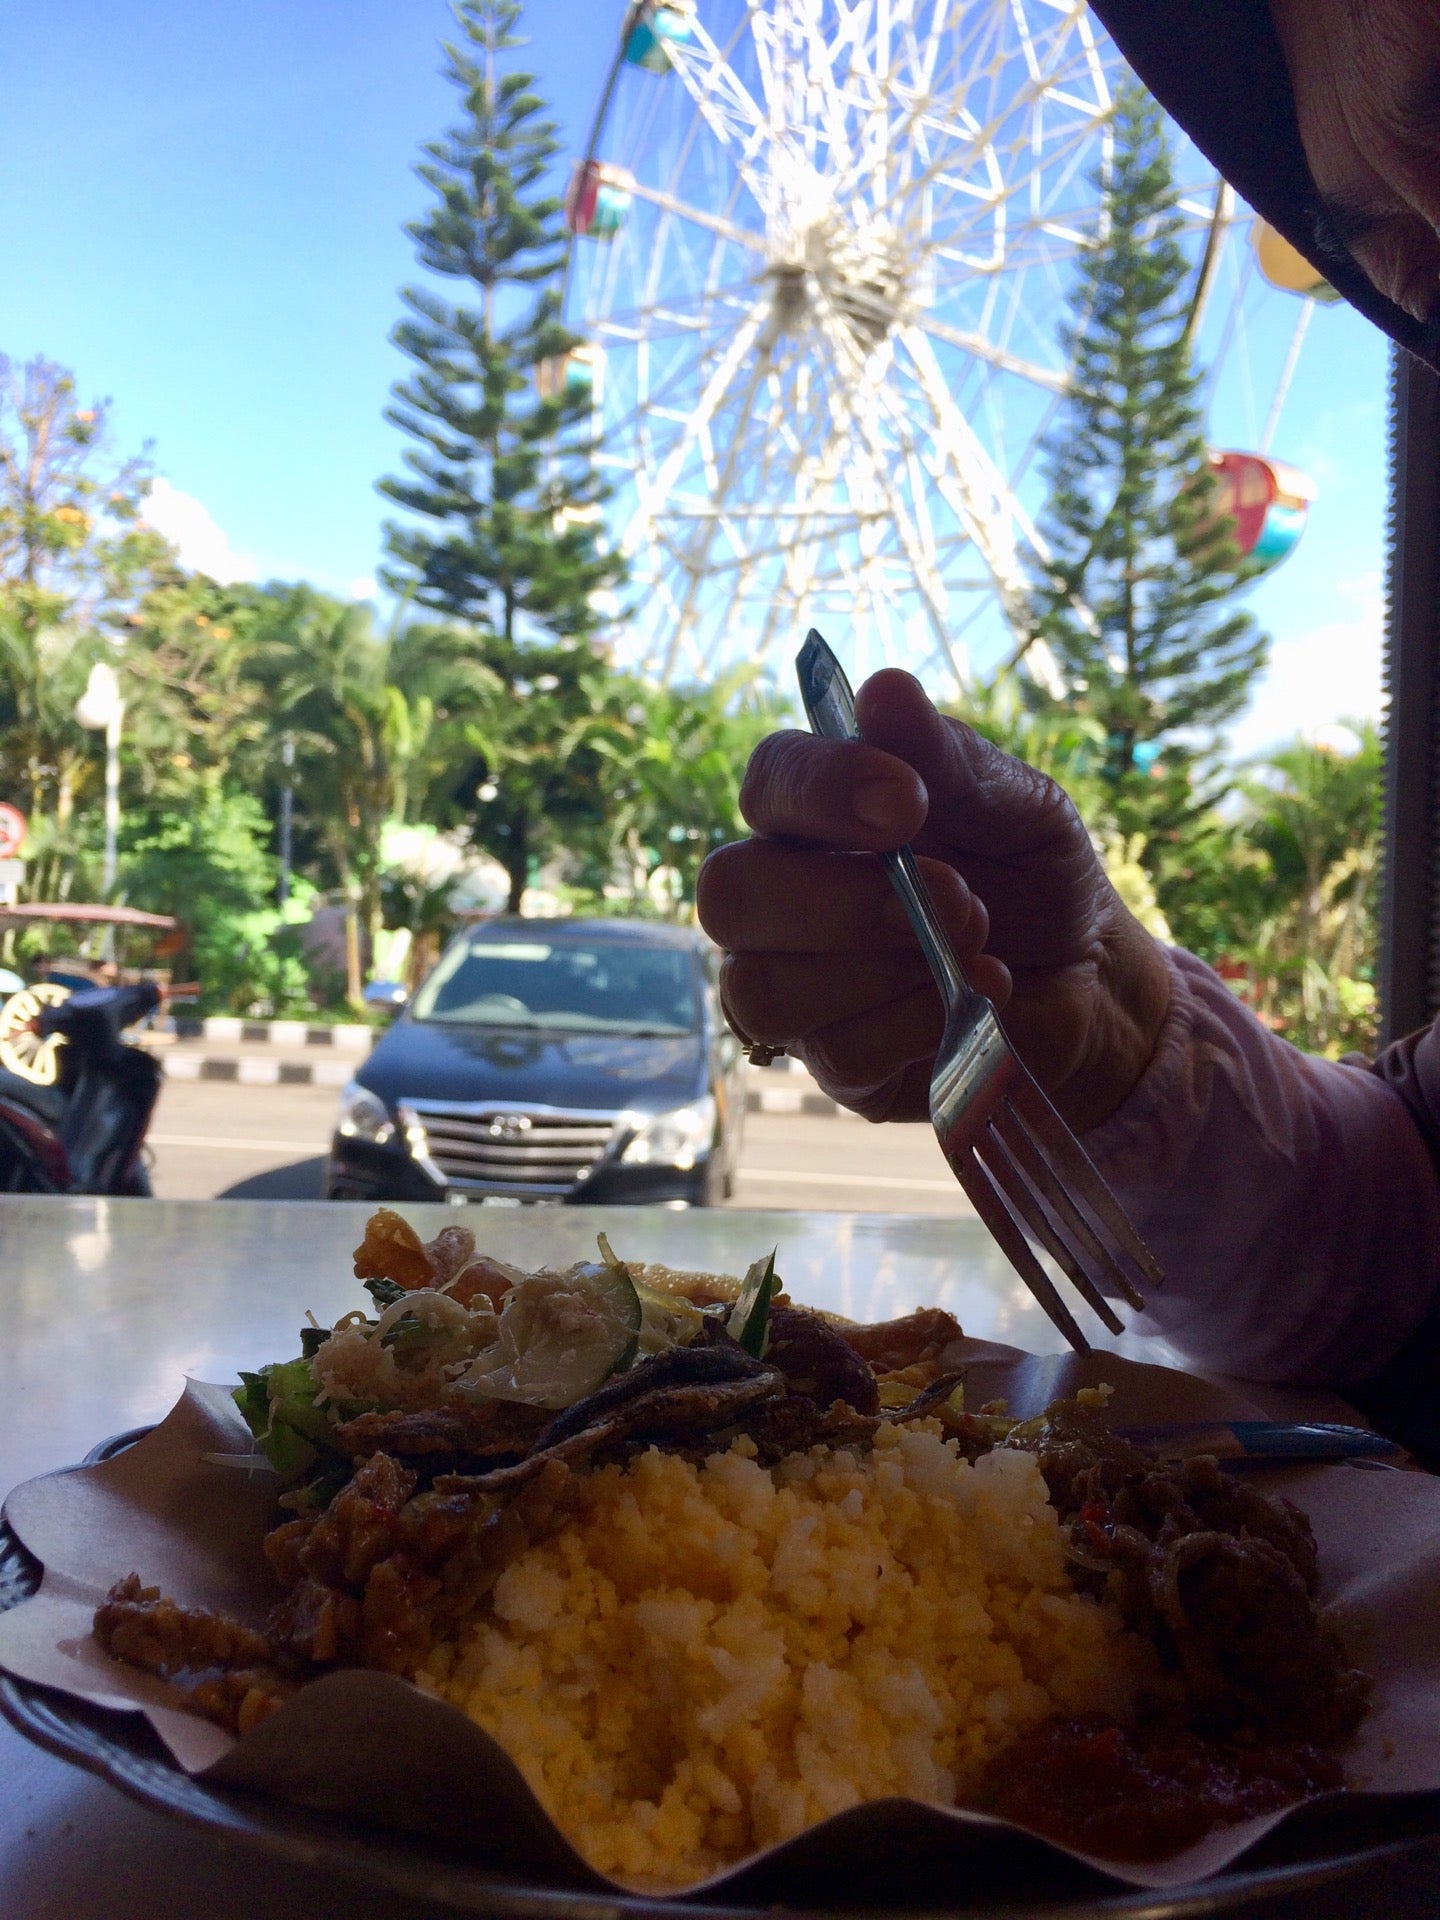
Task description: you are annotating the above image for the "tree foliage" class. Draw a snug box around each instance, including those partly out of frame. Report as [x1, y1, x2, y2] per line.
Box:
[1030, 90, 1267, 798]
[959, 681, 1381, 1057]
[1226, 727, 1382, 1053]
[379, 0, 626, 911]
[254, 589, 498, 1000]
[0, 355, 166, 636]
[585, 671, 789, 914]
[0, 358, 174, 866]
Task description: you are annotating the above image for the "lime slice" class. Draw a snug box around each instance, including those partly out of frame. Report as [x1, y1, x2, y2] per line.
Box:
[596, 1231, 704, 1357]
[462, 1261, 642, 1409]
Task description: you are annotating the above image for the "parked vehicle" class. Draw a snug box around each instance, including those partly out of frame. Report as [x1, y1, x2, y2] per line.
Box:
[0, 982, 162, 1194]
[0, 902, 178, 1196]
[325, 918, 744, 1206]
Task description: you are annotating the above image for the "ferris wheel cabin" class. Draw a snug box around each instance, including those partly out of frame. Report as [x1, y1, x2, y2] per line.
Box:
[535, 341, 603, 406]
[565, 159, 635, 240]
[622, 1, 696, 73]
[1207, 450, 1316, 574]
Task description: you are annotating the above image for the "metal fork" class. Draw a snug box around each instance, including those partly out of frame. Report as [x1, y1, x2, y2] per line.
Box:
[796, 629, 1163, 1351]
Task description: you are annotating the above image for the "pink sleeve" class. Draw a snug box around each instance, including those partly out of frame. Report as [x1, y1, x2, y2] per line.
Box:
[1083, 948, 1440, 1389]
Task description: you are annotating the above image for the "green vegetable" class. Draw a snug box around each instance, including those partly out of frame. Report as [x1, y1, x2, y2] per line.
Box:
[363, 1276, 407, 1310]
[598, 1233, 703, 1355]
[728, 1250, 778, 1358]
[256, 1420, 320, 1481]
[231, 1356, 339, 1481]
[233, 1370, 271, 1440]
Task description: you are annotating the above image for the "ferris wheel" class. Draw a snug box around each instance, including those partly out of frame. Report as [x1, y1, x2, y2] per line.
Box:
[561, 1, 1323, 690]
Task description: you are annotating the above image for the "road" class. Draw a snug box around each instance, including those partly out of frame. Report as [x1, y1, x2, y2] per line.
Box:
[145, 1076, 973, 1214]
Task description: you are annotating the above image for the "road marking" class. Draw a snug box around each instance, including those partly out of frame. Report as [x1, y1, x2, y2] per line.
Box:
[148, 1133, 326, 1154]
[736, 1166, 958, 1193]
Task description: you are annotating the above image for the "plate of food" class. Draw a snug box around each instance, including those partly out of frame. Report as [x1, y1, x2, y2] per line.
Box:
[3, 1209, 1440, 1917]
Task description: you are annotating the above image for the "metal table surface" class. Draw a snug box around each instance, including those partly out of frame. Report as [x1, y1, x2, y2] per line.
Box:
[0, 1196, 1430, 1918]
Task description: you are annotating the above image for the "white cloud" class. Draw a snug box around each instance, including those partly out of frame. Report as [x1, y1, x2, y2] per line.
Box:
[1226, 571, 1384, 759]
[348, 575, 378, 602]
[142, 477, 257, 583]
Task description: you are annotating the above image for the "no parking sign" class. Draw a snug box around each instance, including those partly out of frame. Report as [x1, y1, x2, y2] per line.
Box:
[0, 805, 25, 860]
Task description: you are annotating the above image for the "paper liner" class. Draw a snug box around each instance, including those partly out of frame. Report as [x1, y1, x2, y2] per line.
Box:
[3, 1351, 1440, 1898]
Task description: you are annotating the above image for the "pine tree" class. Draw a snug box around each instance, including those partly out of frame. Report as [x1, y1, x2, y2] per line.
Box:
[1030, 89, 1267, 796]
[378, 0, 623, 912]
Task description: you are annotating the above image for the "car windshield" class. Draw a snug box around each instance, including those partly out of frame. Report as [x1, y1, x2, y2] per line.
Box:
[410, 936, 699, 1035]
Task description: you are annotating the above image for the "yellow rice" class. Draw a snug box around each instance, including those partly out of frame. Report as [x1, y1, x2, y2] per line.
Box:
[415, 1421, 1151, 1889]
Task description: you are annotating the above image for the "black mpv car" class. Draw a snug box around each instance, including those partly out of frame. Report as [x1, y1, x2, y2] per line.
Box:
[324, 918, 744, 1206]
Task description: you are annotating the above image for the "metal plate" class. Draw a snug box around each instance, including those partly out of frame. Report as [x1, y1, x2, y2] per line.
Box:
[3, 1436, 1440, 1918]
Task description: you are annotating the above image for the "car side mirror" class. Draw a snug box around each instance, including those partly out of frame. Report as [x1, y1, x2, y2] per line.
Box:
[363, 980, 408, 1015]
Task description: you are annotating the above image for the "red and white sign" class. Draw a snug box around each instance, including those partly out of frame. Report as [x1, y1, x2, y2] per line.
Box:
[0, 805, 26, 860]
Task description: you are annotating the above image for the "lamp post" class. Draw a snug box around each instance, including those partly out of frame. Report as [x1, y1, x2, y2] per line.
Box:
[75, 661, 125, 896]
[278, 731, 295, 907]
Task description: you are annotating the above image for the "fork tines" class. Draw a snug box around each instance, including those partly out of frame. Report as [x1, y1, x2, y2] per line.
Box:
[969, 1072, 1159, 1350]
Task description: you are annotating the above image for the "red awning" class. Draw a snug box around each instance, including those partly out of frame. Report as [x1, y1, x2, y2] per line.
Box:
[0, 903, 178, 930]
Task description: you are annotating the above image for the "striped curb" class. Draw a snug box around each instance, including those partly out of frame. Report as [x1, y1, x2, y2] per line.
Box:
[746, 1084, 840, 1116]
[157, 1052, 842, 1113]
[161, 1054, 355, 1087]
[170, 1017, 374, 1050]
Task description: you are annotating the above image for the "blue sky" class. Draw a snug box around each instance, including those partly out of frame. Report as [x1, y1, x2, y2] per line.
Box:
[0, 1, 1389, 756]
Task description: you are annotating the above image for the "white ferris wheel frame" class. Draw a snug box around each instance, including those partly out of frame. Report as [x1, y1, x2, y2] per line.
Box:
[566, 1, 1260, 690]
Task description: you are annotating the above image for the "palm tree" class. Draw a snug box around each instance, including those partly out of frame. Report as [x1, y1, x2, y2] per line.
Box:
[1235, 725, 1382, 1053]
[583, 669, 788, 916]
[257, 589, 496, 1002]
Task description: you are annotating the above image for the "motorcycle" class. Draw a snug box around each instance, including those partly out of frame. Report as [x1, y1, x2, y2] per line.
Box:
[0, 982, 162, 1194]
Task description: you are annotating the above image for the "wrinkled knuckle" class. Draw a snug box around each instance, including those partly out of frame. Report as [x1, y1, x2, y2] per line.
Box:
[1026, 765, 1088, 851]
[738, 729, 814, 831]
[917, 860, 988, 950]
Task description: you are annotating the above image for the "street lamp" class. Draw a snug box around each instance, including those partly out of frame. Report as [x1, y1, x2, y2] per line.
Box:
[75, 661, 125, 896]
[278, 731, 295, 907]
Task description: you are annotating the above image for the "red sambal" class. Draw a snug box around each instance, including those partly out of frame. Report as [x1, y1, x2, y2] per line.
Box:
[980, 1713, 1344, 1860]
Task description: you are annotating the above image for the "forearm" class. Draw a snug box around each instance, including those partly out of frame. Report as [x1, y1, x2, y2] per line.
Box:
[1084, 949, 1440, 1388]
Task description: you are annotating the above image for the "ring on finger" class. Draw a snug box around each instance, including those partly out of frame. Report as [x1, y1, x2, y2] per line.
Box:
[742, 1042, 787, 1067]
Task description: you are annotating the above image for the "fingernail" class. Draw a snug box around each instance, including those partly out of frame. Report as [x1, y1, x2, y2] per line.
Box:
[853, 779, 912, 831]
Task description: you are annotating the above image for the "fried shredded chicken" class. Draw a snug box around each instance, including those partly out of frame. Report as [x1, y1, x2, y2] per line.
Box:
[837, 1306, 967, 1377]
[94, 1575, 297, 1734]
[349, 1209, 514, 1308]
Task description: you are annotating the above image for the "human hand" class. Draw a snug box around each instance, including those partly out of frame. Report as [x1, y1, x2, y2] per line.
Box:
[697, 669, 1171, 1133]
[1269, 0, 1440, 327]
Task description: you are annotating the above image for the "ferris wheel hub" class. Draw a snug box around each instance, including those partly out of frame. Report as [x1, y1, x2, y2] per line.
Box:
[763, 213, 908, 351]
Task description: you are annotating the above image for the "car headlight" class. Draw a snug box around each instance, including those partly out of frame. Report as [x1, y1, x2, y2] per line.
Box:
[620, 1095, 716, 1172]
[335, 1081, 394, 1146]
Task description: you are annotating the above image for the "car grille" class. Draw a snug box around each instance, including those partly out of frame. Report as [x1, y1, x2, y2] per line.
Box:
[399, 1102, 623, 1197]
